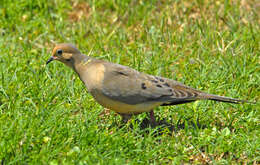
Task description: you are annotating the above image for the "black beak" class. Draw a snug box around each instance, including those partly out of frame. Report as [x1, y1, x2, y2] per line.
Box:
[46, 56, 54, 65]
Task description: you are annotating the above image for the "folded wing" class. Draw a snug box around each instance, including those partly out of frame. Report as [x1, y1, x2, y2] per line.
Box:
[101, 63, 201, 105]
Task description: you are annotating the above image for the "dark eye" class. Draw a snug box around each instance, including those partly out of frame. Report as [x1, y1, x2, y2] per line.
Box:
[57, 49, 63, 55]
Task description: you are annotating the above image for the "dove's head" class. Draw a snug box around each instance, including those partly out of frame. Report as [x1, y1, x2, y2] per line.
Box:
[46, 43, 82, 68]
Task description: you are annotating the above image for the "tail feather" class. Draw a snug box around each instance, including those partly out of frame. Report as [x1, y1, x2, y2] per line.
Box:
[201, 93, 253, 104]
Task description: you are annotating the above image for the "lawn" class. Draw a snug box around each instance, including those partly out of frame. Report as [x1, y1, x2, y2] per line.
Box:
[0, 0, 259, 164]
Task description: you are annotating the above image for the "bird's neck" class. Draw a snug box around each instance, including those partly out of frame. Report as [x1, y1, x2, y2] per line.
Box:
[72, 54, 89, 68]
[73, 53, 92, 77]
[75, 53, 89, 64]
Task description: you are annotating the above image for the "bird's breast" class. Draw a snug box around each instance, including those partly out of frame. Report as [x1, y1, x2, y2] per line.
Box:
[78, 62, 106, 91]
[77, 62, 161, 114]
[90, 90, 161, 114]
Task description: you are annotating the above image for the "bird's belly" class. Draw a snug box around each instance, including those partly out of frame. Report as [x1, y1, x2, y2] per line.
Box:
[91, 91, 160, 114]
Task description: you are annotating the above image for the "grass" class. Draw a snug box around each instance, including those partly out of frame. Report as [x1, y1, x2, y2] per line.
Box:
[0, 0, 259, 164]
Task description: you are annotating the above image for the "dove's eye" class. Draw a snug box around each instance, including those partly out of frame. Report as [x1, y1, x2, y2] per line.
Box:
[57, 49, 63, 56]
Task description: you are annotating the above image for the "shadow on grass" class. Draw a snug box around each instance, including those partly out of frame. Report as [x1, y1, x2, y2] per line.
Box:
[144, 118, 205, 131]
[117, 117, 208, 136]
[101, 110, 208, 136]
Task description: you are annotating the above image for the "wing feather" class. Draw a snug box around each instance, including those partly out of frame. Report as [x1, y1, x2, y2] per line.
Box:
[101, 63, 201, 105]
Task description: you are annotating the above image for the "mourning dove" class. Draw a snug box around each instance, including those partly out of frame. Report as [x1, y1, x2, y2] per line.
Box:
[46, 43, 250, 124]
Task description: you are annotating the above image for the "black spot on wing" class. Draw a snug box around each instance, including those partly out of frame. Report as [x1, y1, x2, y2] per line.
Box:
[141, 83, 146, 90]
[156, 84, 162, 88]
[151, 80, 158, 83]
[115, 71, 128, 76]
[163, 83, 170, 87]
[159, 78, 164, 82]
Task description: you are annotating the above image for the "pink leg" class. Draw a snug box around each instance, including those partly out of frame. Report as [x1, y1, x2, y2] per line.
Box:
[149, 110, 157, 126]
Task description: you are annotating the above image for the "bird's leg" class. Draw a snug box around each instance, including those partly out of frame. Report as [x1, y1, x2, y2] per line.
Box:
[149, 110, 157, 126]
[120, 114, 132, 124]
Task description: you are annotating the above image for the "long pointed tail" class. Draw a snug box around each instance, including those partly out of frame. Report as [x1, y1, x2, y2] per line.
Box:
[200, 93, 254, 104]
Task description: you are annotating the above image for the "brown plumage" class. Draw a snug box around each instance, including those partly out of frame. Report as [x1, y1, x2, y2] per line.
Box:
[46, 43, 252, 124]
